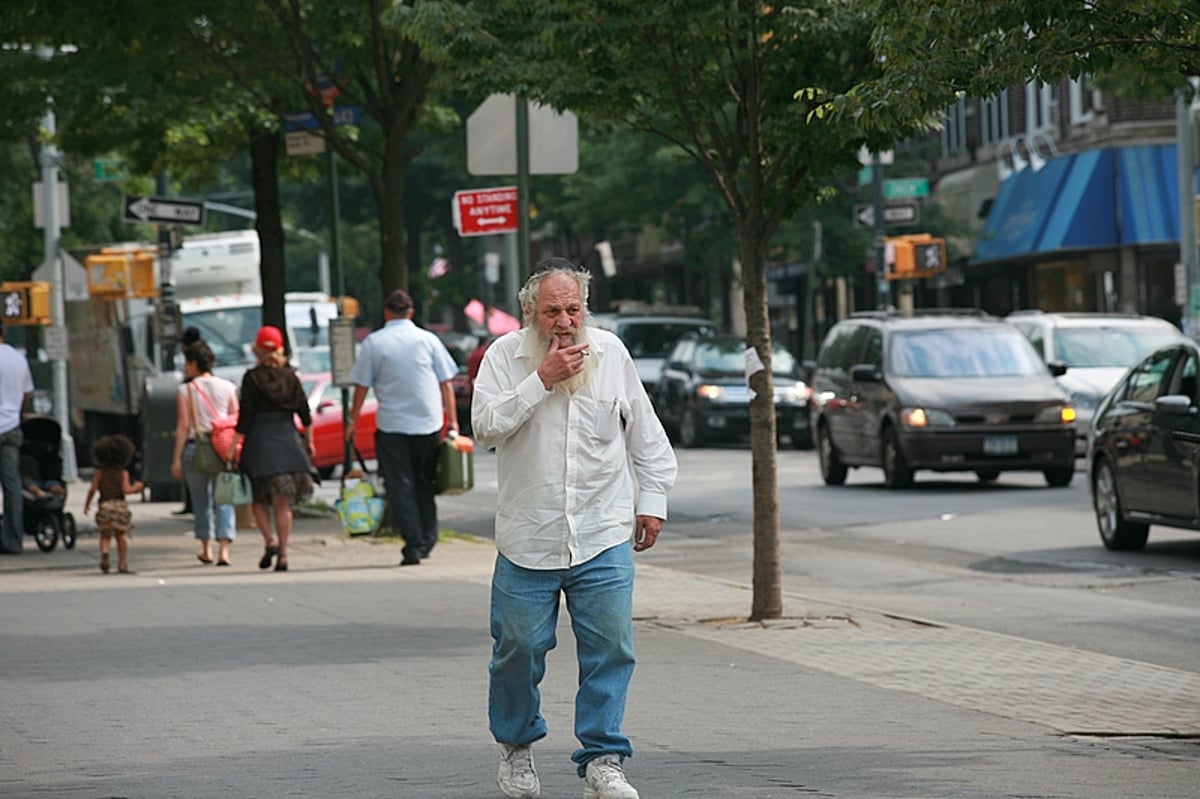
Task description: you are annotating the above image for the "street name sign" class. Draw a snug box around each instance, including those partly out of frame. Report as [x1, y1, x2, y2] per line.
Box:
[853, 201, 920, 229]
[453, 187, 520, 237]
[883, 177, 930, 199]
[122, 195, 206, 226]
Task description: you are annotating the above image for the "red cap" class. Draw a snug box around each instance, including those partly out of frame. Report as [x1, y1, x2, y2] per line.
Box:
[254, 325, 284, 352]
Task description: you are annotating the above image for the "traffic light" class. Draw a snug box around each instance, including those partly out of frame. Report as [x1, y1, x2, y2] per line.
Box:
[1, 281, 52, 325]
[85, 248, 158, 298]
[886, 234, 947, 280]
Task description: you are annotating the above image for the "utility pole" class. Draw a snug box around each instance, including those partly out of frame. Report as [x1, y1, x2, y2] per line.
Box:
[37, 49, 76, 481]
[871, 152, 891, 310]
[1178, 89, 1199, 336]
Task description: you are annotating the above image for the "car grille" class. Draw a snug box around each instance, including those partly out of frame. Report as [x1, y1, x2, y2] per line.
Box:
[954, 411, 1038, 424]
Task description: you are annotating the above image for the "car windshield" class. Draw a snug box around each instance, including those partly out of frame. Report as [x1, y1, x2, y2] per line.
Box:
[620, 321, 715, 358]
[889, 328, 1046, 378]
[183, 307, 261, 368]
[695, 340, 797, 375]
[1052, 326, 1180, 368]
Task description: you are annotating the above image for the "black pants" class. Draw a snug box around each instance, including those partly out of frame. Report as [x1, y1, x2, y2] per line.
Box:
[374, 430, 440, 560]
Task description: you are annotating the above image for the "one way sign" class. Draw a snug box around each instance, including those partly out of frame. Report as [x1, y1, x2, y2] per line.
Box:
[853, 201, 919, 229]
[123, 195, 207, 227]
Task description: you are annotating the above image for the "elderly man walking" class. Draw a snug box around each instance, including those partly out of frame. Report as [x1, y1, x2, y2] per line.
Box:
[472, 258, 678, 799]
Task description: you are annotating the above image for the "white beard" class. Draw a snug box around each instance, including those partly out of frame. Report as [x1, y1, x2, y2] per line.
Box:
[532, 326, 597, 395]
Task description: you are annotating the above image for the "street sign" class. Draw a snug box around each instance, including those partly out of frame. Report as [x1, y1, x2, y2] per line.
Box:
[122, 195, 206, 226]
[453, 187, 520, 237]
[853, 201, 920, 229]
[93, 159, 126, 182]
[467, 94, 578, 176]
[883, 177, 930, 199]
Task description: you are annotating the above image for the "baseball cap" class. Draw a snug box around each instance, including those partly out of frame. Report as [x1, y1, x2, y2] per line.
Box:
[254, 325, 284, 352]
[385, 289, 413, 312]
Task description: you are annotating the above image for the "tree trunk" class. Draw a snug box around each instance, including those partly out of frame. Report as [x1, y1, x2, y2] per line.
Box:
[376, 135, 411, 298]
[250, 129, 286, 336]
[740, 232, 784, 621]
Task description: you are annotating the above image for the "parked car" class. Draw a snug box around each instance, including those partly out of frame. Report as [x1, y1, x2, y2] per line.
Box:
[1007, 311, 1185, 455]
[655, 334, 812, 448]
[299, 372, 378, 479]
[442, 343, 475, 436]
[1088, 338, 1200, 551]
[592, 308, 719, 396]
[809, 310, 1077, 488]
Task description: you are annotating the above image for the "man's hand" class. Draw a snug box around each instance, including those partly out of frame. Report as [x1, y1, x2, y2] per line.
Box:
[344, 416, 356, 443]
[633, 515, 663, 552]
[536, 336, 590, 389]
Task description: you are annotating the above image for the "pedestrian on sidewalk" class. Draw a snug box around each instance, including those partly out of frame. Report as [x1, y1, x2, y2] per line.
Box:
[83, 434, 144, 574]
[170, 339, 239, 566]
[0, 322, 33, 555]
[345, 289, 459, 566]
[230, 326, 315, 573]
[472, 258, 678, 799]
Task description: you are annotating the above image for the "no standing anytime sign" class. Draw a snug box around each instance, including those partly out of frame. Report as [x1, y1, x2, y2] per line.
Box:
[453, 186, 519, 237]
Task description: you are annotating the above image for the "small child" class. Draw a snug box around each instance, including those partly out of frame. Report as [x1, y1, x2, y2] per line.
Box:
[83, 434, 144, 574]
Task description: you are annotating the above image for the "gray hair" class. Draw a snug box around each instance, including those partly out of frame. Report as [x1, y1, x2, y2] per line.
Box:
[518, 257, 592, 323]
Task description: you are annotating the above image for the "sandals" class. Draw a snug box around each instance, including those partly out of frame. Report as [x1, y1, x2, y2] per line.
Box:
[274, 558, 288, 572]
[216, 559, 231, 567]
[259, 544, 279, 570]
[197, 553, 214, 565]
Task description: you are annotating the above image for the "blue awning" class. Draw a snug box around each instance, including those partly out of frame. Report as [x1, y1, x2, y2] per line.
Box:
[973, 149, 1116, 264]
[1118, 144, 1181, 244]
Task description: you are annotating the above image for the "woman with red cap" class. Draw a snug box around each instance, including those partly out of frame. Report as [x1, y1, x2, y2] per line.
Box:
[230, 326, 315, 572]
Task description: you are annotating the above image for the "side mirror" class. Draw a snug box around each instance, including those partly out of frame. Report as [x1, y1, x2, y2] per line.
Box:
[1047, 360, 1068, 377]
[317, 400, 337, 414]
[1154, 394, 1194, 416]
[850, 364, 882, 383]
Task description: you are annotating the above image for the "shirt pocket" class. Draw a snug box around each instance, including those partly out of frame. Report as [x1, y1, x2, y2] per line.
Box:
[579, 396, 623, 444]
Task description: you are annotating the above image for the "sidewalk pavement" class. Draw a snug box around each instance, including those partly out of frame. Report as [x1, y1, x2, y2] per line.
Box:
[2, 487, 1197, 797]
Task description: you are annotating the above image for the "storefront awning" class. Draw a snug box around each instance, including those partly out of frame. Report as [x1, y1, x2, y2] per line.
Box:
[973, 149, 1117, 264]
[1117, 144, 1183, 245]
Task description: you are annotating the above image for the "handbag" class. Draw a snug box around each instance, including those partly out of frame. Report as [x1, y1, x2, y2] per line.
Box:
[213, 468, 253, 506]
[189, 381, 241, 470]
[336, 449, 386, 535]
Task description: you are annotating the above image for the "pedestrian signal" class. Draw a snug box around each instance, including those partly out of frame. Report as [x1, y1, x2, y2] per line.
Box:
[886, 234, 946, 280]
[0, 282, 52, 325]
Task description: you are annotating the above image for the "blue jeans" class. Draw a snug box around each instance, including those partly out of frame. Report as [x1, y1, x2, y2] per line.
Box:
[183, 442, 235, 542]
[488, 542, 636, 776]
[0, 427, 22, 552]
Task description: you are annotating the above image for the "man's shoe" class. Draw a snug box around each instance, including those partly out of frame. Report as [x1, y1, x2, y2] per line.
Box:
[399, 555, 421, 566]
[497, 743, 540, 799]
[583, 754, 639, 799]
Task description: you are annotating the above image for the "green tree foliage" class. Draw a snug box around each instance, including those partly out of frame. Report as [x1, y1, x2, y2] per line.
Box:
[819, 0, 1200, 127]
[435, 0, 905, 620]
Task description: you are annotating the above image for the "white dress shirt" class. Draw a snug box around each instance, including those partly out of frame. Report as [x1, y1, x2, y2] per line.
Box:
[472, 326, 677, 570]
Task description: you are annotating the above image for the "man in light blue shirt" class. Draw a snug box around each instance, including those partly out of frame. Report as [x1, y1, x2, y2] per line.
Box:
[0, 323, 34, 554]
[345, 289, 459, 565]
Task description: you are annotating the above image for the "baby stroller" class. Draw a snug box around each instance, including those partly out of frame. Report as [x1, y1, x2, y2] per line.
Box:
[20, 415, 77, 552]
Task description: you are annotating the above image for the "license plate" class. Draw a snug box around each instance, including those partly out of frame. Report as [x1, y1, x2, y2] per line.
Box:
[983, 435, 1018, 455]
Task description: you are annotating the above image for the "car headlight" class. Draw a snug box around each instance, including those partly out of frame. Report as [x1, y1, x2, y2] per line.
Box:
[696, 384, 723, 401]
[1035, 404, 1077, 424]
[899, 407, 955, 428]
[1068, 391, 1100, 411]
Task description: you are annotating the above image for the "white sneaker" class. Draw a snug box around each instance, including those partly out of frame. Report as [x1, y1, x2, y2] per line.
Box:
[583, 754, 640, 799]
[497, 743, 540, 799]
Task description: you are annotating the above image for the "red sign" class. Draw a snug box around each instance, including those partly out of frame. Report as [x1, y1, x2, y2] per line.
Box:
[453, 186, 519, 237]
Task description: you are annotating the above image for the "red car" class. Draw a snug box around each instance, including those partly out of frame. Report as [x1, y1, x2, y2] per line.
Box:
[299, 372, 378, 478]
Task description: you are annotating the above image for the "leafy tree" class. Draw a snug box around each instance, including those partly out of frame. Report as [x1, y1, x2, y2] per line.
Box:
[436, 0, 899, 620]
[816, 0, 1200, 127]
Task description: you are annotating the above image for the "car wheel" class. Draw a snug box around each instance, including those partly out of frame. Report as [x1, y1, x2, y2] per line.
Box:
[817, 423, 847, 485]
[881, 427, 914, 489]
[679, 408, 705, 448]
[34, 515, 59, 553]
[1043, 464, 1074, 487]
[976, 469, 1000, 482]
[61, 513, 77, 550]
[1092, 458, 1149, 551]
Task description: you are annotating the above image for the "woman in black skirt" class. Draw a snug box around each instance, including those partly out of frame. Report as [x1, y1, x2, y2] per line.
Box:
[231, 326, 315, 572]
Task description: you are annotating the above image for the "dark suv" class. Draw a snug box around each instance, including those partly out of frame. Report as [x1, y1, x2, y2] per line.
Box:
[809, 311, 1077, 488]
